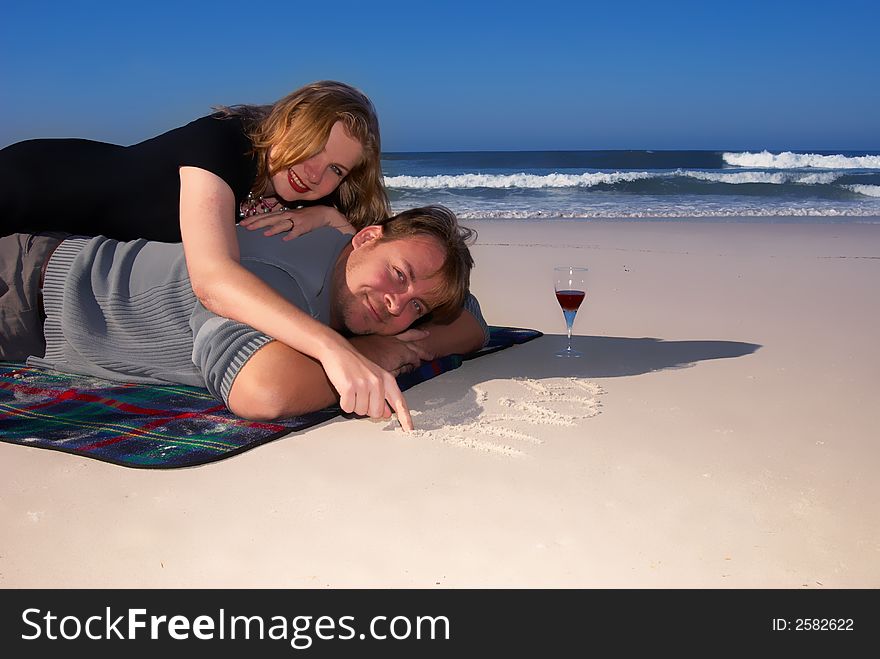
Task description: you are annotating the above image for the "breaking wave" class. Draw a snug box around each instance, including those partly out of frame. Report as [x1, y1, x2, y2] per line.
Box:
[384, 169, 849, 190]
[843, 184, 880, 197]
[723, 151, 880, 169]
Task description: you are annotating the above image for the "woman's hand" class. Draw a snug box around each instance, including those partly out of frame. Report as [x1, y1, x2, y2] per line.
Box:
[349, 329, 436, 376]
[240, 205, 355, 240]
[318, 337, 417, 431]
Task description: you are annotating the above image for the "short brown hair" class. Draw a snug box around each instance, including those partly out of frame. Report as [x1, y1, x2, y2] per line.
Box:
[220, 81, 390, 229]
[374, 206, 476, 322]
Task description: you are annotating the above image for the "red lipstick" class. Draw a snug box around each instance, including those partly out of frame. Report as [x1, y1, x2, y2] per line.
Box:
[287, 168, 310, 194]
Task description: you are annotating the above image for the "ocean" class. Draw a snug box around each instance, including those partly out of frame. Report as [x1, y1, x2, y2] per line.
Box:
[381, 150, 880, 222]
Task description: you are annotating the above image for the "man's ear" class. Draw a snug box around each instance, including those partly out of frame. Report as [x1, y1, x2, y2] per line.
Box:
[351, 224, 384, 250]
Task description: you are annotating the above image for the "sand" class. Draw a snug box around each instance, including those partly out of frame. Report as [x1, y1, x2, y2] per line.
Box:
[1, 219, 878, 588]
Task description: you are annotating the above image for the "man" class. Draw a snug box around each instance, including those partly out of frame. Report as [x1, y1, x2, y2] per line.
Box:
[0, 206, 487, 430]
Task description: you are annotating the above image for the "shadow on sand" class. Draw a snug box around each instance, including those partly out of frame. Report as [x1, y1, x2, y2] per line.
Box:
[379, 334, 762, 443]
[465, 333, 762, 380]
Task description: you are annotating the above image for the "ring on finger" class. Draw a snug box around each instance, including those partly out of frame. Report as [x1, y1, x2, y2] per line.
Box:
[287, 219, 295, 231]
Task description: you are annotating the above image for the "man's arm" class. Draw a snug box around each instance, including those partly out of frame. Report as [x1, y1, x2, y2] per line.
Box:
[222, 298, 486, 423]
[226, 340, 338, 421]
[225, 312, 484, 422]
[226, 340, 415, 428]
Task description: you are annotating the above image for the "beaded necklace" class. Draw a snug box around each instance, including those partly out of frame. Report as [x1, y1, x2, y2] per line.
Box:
[238, 192, 290, 219]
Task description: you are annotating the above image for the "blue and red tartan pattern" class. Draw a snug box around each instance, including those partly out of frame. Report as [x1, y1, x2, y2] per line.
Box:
[0, 327, 541, 468]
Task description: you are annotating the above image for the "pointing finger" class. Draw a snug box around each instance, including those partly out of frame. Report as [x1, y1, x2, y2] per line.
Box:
[386, 385, 413, 432]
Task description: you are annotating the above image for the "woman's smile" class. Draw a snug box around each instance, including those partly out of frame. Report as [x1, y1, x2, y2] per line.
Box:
[287, 168, 310, 193]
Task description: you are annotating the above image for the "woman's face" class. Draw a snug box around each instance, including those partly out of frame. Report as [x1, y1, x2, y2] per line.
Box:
[269, 121, 364, 202]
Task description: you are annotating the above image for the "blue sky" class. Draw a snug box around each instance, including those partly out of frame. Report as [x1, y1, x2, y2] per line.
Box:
[2, 0, 877, 151]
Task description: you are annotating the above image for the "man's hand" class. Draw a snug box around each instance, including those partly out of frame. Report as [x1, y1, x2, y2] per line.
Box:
[349, 329, 437, 376]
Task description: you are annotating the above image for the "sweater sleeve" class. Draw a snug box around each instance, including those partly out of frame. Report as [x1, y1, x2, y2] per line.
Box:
[189, 259, 313, 405]
[464, 292, 490, 347]
[190, 311, 274, 405]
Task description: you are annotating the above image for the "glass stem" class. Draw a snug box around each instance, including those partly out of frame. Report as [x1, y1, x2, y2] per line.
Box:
[563, 310, 576, 351]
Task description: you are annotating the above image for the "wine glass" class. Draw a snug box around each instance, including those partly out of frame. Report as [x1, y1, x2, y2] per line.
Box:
[553, 266, 587, 357]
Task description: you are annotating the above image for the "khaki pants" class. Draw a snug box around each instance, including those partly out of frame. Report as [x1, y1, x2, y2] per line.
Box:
[0, 232, 66, 361]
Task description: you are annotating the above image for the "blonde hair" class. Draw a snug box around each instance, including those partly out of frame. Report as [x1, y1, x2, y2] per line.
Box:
[220, 81, 389, 228]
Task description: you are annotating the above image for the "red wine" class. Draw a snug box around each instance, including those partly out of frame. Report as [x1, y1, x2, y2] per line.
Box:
[555, 289, 585, 312]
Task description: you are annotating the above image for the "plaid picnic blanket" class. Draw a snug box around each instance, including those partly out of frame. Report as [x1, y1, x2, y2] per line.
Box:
[0, 326, 541, 468]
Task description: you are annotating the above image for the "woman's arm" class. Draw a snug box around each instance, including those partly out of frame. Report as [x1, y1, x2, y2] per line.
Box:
[178, 166, 413, 430]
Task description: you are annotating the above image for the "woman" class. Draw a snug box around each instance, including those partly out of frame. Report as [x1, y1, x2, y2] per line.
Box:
[1, 81, 486, 428]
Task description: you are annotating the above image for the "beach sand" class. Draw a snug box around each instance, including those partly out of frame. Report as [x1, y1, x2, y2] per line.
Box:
[2, 219, 878, 588]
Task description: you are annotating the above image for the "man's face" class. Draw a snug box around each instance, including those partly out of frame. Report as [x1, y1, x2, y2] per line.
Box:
[334, 228, 447, 336]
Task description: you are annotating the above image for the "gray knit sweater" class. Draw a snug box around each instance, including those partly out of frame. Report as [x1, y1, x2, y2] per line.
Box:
[30, 227, 349, 404]
[29, 226, 489, 405]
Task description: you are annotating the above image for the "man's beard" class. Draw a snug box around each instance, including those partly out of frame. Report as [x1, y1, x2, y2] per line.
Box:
[330, 268, 369, 337]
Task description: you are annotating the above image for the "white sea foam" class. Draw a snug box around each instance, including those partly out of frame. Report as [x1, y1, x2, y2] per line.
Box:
[796, 172, 844, 185]
[442, 207, 880, 219]
[683, 170, 789, 184]
[682, 170, 843, 185]
[385, 169, 848, 190]
[723, 151, 880, 169]
[844, 184, 880, 197]
[384, 171, 654, 189]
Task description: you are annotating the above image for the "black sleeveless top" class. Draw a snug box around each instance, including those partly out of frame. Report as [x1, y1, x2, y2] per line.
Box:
[1, 114, 259, 242]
